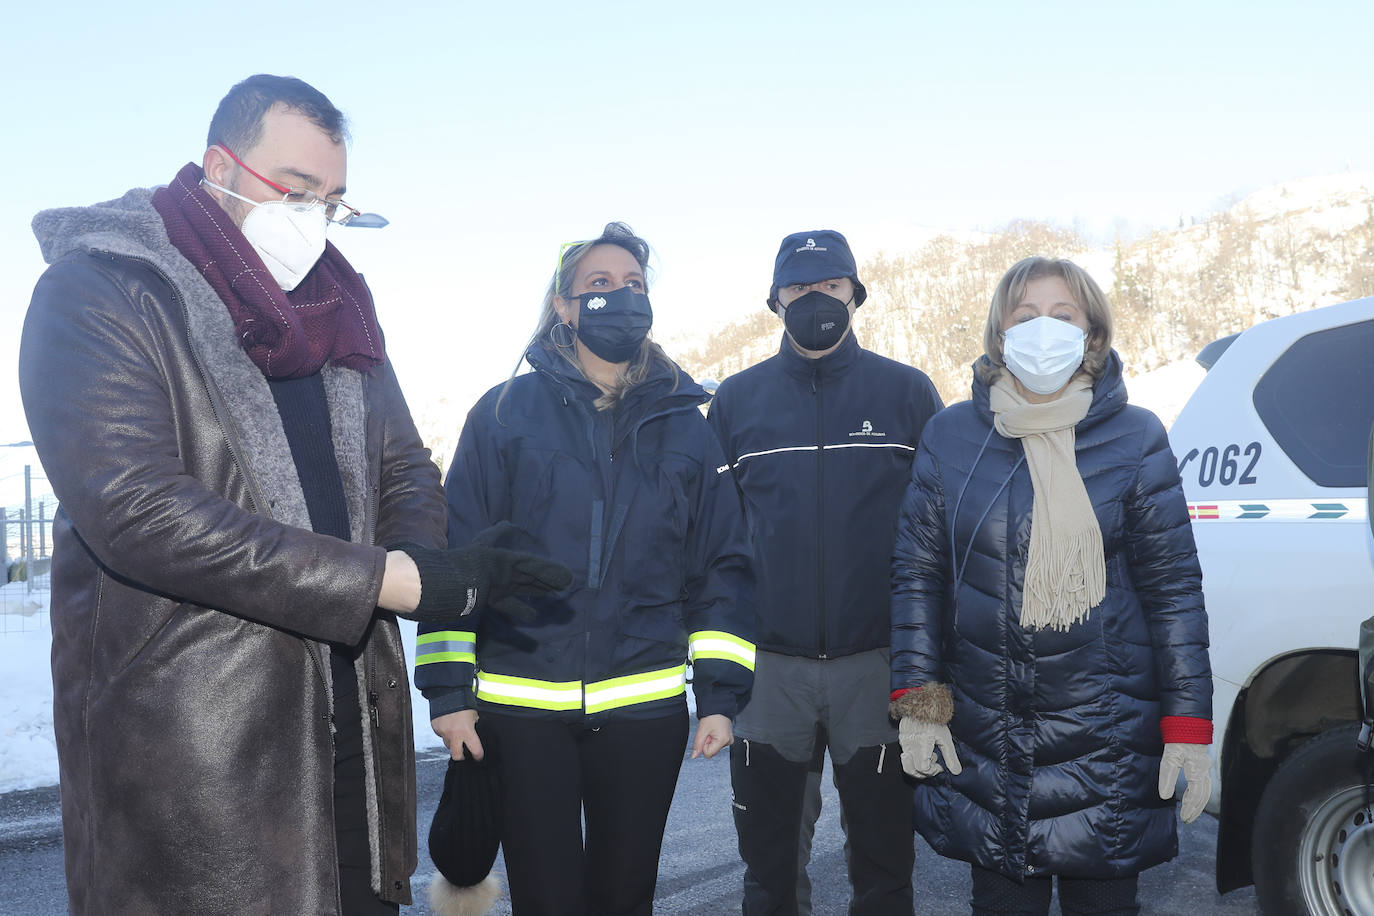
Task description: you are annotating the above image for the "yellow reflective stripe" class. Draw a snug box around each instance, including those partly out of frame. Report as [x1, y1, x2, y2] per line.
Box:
[689, 630, 756, 670]
[473, 667, 691, 713]
[584, 666, 686, 714]
[475, 671, 582, 711]
[414, 631, 477, 667]
[417, 630, 475, 645]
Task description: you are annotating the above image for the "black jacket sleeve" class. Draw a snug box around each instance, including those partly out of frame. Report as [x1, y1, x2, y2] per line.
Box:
[1124, 410, 1212, 721]
[684, 416, 756, 719]
[890, 427, 952, 693]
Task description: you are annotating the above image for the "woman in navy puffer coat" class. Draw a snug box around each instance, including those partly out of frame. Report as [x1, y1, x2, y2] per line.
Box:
[890, 257, 1211, 915]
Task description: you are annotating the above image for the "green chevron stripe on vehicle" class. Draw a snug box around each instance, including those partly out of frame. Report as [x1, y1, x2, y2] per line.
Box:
[1184, 499, 1366, 521]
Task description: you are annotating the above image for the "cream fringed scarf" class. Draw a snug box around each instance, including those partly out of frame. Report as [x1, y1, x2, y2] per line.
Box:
[989, 374, 1106, 631]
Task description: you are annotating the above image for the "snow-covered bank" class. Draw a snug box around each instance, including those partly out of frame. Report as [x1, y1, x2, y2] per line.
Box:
[0, 584, 443, 793]
[1124, 358, 1206, 429]
[0, 586, 55, 793]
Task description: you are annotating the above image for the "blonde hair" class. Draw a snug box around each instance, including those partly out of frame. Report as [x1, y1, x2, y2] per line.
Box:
[509, 223, 675, 415]
[978, 256, 1114, 385]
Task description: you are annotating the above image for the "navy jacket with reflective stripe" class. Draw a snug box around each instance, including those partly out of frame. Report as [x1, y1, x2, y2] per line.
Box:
[708, 332, 943, 658]
[416, 344, 755, 723]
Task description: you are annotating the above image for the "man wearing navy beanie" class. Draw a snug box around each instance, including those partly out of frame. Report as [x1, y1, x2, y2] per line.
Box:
[709, 230, 943, 914]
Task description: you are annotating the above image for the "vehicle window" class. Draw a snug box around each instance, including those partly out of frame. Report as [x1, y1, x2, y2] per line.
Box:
[1252, 319, 1374, 487]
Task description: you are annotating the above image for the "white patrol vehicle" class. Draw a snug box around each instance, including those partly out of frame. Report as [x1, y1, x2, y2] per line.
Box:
[1168, 295, 1374, 915]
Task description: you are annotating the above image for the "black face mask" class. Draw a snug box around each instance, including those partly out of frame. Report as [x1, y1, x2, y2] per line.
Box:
[574, 285, 653, 363]
[782, 290, 851, 351]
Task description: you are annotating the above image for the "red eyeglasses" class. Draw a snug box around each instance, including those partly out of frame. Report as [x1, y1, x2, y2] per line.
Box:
[217, 144, 364, 226]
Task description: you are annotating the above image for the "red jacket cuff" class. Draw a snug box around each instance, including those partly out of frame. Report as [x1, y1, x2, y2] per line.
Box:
[890, 688, 912, 702]
[1161, 716, 1212, 744]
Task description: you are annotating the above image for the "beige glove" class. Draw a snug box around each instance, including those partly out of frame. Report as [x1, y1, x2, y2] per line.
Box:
[1158, 742, 1211, 823]
[898, 717, 963, 778]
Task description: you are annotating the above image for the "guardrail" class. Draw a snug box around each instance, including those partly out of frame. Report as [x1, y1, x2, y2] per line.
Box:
[1, 483, 54, 635]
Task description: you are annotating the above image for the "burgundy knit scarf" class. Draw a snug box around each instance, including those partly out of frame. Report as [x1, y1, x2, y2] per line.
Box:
[152, 162, 384, 379]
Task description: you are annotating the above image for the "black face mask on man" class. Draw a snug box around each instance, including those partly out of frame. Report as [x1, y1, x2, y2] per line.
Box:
[574, 285, 653, 363]
[782, 290, 851, 352]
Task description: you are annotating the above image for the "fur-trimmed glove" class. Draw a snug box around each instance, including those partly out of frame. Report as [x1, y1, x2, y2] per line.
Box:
[890, 683, 963, 779]
[1158, 742, 1210, 823]
[394, 523, 572, 623]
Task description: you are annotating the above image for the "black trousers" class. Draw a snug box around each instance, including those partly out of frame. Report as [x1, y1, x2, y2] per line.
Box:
[484, 708, 690, 916]
[741, 726, 835, 916]
[733, 738, 913, 915]
[971, 865, 1140, 916]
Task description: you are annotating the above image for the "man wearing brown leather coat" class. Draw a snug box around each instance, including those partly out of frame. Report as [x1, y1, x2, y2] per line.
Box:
[17, 75, 570, 915]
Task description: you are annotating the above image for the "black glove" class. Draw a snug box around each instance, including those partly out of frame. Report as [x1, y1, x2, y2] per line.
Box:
[393, 523, 573, 623]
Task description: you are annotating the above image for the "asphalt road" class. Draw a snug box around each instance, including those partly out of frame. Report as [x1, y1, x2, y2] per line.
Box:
[0, 747, 1258, 914]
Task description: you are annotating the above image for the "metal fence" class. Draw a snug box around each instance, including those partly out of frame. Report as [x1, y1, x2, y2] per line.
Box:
[1, 466, 54, 635]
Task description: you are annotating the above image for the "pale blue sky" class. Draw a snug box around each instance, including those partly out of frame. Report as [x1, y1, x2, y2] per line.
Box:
[4, 0, 1374, 454]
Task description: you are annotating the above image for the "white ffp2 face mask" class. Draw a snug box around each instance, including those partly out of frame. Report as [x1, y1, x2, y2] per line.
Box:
[1002, 315, 1087, 395]
[202, 177, 328, 291]
[238, 200, 328, 291]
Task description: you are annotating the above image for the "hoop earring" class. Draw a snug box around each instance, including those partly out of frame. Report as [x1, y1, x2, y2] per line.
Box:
[549, 321, 576, 350]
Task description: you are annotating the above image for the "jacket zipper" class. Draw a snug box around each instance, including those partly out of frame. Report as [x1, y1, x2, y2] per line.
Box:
[597, 412, 615, 708]
[813, 368, 827, 659]
[588, 404, 616, 711]
[367, 644, 386, 891]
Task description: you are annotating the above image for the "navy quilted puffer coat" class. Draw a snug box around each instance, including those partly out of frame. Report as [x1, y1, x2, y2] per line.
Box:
[890, 352, 1211, 880]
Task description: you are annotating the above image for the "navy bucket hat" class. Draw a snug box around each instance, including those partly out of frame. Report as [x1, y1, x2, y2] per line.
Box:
[768, 229, 868, 309]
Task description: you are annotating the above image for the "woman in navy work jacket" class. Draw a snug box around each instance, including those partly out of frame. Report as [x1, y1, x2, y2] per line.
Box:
[417, 222, 756, 915]
[889, 257, 1212, 916]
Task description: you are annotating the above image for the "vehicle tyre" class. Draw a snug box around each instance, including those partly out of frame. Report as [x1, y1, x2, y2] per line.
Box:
[1252, 724, 1374, 915]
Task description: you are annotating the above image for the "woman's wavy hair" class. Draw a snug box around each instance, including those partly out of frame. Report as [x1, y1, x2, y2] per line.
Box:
[502, 222, 676, 418]
[977, 256, 1114, 385]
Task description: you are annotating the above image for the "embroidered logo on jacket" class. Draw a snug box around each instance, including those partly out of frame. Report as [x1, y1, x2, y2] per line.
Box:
[848, 420, 886, 438]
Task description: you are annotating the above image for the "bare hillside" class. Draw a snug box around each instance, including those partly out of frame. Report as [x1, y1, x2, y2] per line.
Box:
[676, 173, 1374, 407]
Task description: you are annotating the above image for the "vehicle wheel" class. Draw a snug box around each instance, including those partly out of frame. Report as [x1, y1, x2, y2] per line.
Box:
[1253, 724, 1374, 915]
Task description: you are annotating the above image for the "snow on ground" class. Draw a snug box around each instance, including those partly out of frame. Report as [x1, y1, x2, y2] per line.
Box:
[0, 585, 443, 793]
[0, 358, 1201, 794]
[0, 583, 56, 793]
